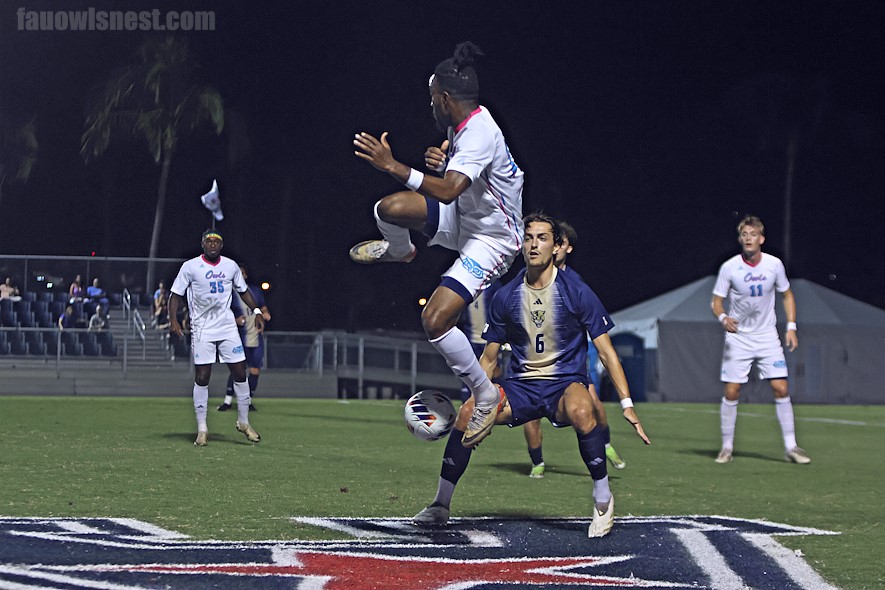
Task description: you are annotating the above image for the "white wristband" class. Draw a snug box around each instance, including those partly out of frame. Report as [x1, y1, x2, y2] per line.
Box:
[620, 398, 634, 409]
[253, 307, 262, 316]
[404, 168, 424, 191]
[717, 313, 727, 323]
[786, 322, 797, 331]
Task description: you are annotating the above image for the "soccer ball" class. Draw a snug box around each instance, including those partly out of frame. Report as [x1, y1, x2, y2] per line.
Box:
[404, 390, 456, 441]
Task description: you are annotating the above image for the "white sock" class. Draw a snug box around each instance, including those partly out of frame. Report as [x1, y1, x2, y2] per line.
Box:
[720, 397, 738, 449]
[374, 200, 413, 258]
[433, 477, 456, 509]
[593, 475, 612, 507]
[429, 327, 497, 406]
[775, 396, 797, 450]
[233, 380, 251, 424]
[193, 383, 209, 432]
[223, 394, 233, 405]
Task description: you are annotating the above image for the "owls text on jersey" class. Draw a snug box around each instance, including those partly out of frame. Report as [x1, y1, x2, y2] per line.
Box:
[713, 253, 790, 335]
[170, 255, 247, 341]
[482, 267, 613, 380]
[445, 106, 524, 252]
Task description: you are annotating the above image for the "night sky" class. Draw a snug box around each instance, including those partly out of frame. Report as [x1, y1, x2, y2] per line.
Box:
[2, 1, 884, 332]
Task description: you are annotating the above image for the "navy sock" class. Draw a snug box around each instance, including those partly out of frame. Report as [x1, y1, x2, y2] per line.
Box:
[577, 426, 608, 481]
[439, 429, 473, 485]
[603, 425, 611, 445]
[248, 373, 259, 395]
[225, 374, 234, 397]
[528, 446, 544, 466]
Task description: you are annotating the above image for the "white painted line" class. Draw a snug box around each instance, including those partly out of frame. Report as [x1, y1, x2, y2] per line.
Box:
[744, 533, 841, 590]
[672, 528, 749, 590]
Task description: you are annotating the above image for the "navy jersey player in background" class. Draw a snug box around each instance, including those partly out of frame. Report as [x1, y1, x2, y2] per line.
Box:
[168, 230, 264, 447]
[522, 220, 627, 479]
[349, 42, 524, 449]
[219, 264, 272, 413]
[413, 212, 650, 538]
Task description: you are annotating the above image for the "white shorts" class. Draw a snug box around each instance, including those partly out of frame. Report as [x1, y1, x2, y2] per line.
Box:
[426, 200, 517, 303]
[720, 331, 788, 383]
[192, 336, 246, 365]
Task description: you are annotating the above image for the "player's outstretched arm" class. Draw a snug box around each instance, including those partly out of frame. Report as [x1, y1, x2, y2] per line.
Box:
[593, 333, 651, 445]
[479, 342, 502, 381]
[353, 132, 469, 204]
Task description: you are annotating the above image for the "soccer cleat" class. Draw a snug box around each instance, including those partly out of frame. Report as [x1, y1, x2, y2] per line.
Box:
[248, 403, 257, 412]
[606, 445, 626, 469]
[461, 404, 497, 448]
[412, 503, 450, 527]
[785, 447, 811, 464]
[715, 448, 733, 463]
[588, 496, 615, 538]
[529, 463, 545, 478]
[349, 240, 417, 264]
[236, 421, 261, 443]
[217, 403, 232, 412]
[194, 431, 208, 447]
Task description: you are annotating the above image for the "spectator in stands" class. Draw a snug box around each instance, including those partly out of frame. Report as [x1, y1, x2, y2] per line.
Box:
[88, 305, 106, 332]
[86, 278, 110, 314]
[153, 281, 169, 328]
[58, 305, 77, 330]
[69, 275, 85, 303]
[0, 277, 22, 301]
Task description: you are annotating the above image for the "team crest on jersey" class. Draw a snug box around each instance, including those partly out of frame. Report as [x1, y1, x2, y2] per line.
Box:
[0, 516, 838, 589]
[530, 309, 545, 328]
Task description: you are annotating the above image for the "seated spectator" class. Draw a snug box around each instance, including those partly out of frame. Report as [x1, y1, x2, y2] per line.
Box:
[69, 275, 84, 303]
[88, 305, 106, 332]
[58, 305, 77, 330]
[86, 278, 110, 313]
[0, 277, 22, 302]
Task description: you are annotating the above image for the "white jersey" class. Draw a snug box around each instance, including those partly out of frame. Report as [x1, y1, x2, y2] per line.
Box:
[713, 253, 790, 336]
[171, 255, 247, 341]
[445, 106, 524, 253]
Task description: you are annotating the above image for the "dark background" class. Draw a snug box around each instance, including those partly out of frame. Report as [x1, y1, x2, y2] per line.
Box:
[2, 1, 883, 332]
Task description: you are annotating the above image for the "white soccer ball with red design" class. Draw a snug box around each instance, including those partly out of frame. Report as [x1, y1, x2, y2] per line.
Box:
[404, 390, 456, 441]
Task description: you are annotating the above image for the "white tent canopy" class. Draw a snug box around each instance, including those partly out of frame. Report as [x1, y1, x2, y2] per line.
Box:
[609, 276, 885, 404]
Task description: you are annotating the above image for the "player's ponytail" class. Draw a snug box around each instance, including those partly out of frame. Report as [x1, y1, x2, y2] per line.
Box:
[433, 42, 483, 101]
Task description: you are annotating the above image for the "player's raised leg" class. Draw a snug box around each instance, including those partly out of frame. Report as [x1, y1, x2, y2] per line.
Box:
[350, 193, 424, 264]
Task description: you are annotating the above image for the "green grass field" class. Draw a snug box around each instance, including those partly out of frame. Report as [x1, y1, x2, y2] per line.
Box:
[2, 397, 883, 589]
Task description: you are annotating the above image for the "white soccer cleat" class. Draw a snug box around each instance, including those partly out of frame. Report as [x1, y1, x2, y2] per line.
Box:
[236, 421, 261, 443]
[194, 431, 208, 447]
[785, 447, 811, 464]
[461, 404, 497, 448]
[349, 240, 416, 264]
[412, 503, 450, 527]
[588, 497, 614, 538]
[715, 448, 733, 463]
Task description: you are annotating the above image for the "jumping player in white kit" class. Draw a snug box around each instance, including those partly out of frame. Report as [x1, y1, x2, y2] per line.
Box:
[168, 229, 264, 447]
[349, 42, 523, 448]
[711, 215, 810, 464]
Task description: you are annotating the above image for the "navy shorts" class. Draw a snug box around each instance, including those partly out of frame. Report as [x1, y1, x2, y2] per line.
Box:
[502, 376, 587, 428]
[243, 339, 265, 369]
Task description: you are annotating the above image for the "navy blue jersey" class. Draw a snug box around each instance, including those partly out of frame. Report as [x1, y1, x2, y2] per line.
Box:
[482, 267, 614, 380]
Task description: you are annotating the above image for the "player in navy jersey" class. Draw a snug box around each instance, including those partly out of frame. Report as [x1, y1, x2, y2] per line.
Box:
[711, 215, 809, 464]
[219, 264, 271, 413]
[413, 212, 650, 538]
[168, 230, 264, 447]
[349, 42, 523, 449]
[522, 220, 627, 478]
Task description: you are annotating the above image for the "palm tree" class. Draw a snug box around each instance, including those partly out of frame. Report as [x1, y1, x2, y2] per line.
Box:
[81, 36, 224, 291]
[0, 115, 38, 207]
